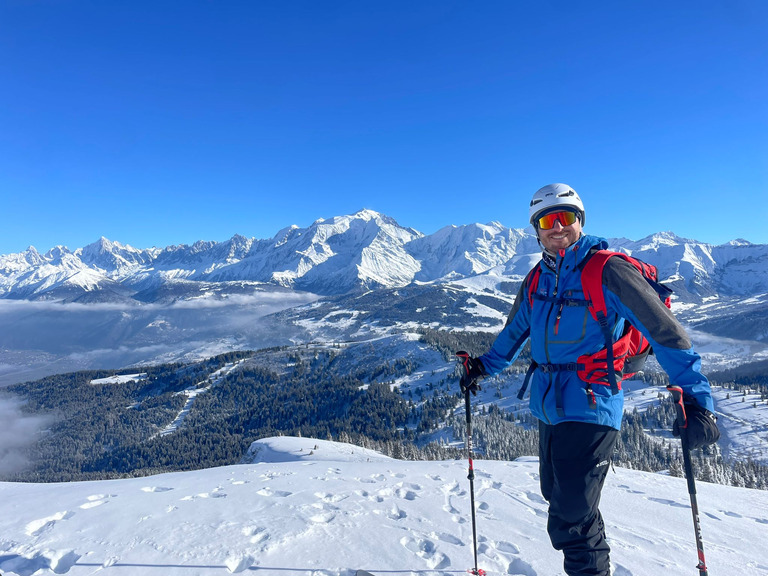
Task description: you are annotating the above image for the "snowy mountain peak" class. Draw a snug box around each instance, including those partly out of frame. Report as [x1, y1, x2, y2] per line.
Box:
[349, 207, 382, 221]
[78, 237, 155, 272]
[44, 245, 72, 261]
[633, 231, 691, 250]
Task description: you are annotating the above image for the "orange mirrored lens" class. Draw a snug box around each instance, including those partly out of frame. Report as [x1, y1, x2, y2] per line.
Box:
[537, 211, 578, 230]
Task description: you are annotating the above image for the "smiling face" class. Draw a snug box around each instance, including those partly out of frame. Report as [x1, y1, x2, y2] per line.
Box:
[536, 213, 583, 253]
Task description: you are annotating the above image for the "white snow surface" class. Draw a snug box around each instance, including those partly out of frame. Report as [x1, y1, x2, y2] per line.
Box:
[1, 436, 767, 576]
[89, 373, 147, 386]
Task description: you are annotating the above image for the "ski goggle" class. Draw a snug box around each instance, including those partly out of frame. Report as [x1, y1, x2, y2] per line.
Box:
[535, 210, 579, 230]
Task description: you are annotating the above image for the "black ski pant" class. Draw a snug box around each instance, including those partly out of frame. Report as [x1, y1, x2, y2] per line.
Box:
[539, 420, 618, 576]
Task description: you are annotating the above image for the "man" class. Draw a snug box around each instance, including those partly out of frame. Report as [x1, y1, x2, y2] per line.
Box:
[458, 183, 719, 576]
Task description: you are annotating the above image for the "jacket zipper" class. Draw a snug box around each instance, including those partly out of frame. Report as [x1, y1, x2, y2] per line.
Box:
[540, 249, 566, 423]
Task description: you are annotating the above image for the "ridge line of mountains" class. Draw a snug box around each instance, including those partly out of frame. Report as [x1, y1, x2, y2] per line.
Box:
[2, 208, 767, 304]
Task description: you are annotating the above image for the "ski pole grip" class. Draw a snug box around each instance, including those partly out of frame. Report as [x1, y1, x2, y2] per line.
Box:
[456, 351, 471, 395]
[667, 385, 687, 429]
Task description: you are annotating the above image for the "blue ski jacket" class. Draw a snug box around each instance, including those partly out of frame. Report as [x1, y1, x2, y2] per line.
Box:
[479, 234, 715, 430]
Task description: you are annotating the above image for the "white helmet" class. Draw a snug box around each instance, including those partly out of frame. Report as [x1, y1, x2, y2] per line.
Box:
[529, 183, 585, 226]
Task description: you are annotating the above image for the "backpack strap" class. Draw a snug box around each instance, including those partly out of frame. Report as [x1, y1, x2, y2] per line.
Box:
[580, 250, 629, 395]
[581, 251, 634, 319]
[516, 264, 543, 401]
[525, 263, 542, 307]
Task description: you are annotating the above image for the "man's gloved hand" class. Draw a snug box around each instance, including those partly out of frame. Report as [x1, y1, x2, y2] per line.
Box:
[673, 400, 720, 450]
[456, 351, 486, 396]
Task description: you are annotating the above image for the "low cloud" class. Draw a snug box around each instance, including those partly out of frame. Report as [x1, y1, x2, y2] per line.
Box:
[0, 397, 50, 477]
[0, 290, 317, 387]
[0, 290, 318, 314]
[166, 291, 318, 311]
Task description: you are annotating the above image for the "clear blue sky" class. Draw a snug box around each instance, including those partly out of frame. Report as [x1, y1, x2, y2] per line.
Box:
[1, 1, 766, 254]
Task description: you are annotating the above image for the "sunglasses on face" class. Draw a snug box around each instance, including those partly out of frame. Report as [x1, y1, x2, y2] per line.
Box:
[536, 210, 579, 230]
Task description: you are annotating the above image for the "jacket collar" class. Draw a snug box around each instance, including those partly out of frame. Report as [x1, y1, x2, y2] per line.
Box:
[541, 234, 608, 272]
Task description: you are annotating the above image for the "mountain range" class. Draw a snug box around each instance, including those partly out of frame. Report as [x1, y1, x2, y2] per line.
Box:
[1, 209, 767, 386]
[2, 208, 768, 303]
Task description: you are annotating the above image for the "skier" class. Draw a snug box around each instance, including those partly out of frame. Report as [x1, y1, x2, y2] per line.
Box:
[457, 183, 719, 576]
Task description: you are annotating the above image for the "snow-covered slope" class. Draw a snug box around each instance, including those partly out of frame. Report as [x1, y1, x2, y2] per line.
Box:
[405, 222, 538, 281]
[1, 436, 766, 576]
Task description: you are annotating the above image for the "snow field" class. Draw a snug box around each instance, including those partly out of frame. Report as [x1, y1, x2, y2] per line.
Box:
[1, 437, 767, 576]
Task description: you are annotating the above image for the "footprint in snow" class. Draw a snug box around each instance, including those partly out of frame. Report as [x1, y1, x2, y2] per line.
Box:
[617, 484, 644, 495]
[523, 490, 547, 505]
[256, 487, 292, 497]
[526, 471, 540, 482]
[506, 557, 537, 576]
[356, 489, 384, 503]
[385, 505, 407, 520]
[495, 541, 521, 555]
[141, 486, 174, 493]
[647, 497, 688, 508]
[309, 511, 336, 524]
[25, 511, 75, 537]
[315, 491, 348, 503]
[80, 494, 115, 509]
[395, 487, 418, 501]
[434, 532, 463, 545]
[242, 526, 269, 544]
[181, 491, 228, 501]
[399, 536, 451, 570]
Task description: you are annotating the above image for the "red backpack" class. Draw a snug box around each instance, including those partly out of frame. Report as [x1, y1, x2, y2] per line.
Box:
[518, 250, 673, 406]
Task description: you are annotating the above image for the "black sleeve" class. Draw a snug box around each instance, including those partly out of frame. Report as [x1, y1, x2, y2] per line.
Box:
[504, 278, 529, 328]
[602, 257, 692, 350]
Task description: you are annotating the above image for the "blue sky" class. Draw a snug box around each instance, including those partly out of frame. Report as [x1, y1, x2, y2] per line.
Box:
[1, 1, 766, 254]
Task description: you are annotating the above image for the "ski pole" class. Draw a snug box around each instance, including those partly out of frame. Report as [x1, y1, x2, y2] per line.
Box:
[462, 376, 486, 576]
[668, 385, 709, 576]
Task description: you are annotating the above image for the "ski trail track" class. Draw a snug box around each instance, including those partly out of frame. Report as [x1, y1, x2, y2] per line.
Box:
[155, 360, 245, 439]
[1, 446, 767, 575]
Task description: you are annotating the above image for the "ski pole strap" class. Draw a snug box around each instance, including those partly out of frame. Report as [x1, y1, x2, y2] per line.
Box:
[667, 385, 687, 428]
